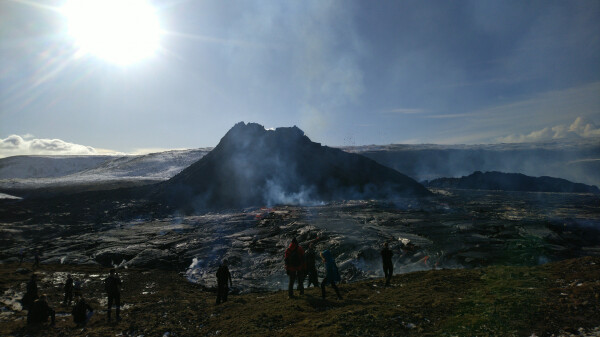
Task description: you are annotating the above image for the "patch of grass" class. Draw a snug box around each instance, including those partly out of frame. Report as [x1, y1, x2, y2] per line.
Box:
[1, 257, 599, 336]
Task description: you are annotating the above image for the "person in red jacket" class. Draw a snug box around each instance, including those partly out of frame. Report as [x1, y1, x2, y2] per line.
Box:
[284, 237, 305, 298]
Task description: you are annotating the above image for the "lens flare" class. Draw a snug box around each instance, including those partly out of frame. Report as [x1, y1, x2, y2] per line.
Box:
[62, 0, 161, 65]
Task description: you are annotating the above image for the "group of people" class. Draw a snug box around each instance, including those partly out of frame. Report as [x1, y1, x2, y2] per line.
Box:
[214, 237, 347, 302]
[20, 268, 122, 328]
[19, 238, 398, 328]
[284, 237, 343, 300]
[216, 237, 397, 303]
[213, 238, 344, 304]
[284, 238, 398, 299]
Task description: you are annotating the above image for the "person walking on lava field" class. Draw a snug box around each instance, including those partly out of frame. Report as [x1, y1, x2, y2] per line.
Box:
[284, 237, 306, 298]
[63, 274, 74, 306]
[72, 295, 94, 327]
[33, 249, 40, 269]
[104, 269, 122, 322]
[21, 274, 39, 310]
[216, 259, 233, 304]
[305, 243, 320, 288]
[320, 249, 342, 300]
[381, 242, 394, 286]
[18, 248, 24, 266]
[27, 294, 55, 326]
[73, 278, 83, 298]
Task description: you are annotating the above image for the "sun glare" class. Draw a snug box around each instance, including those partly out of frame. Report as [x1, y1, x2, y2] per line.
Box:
[62, 0, 161, 65]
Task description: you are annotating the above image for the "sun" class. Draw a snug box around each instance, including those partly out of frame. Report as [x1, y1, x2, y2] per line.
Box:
[62, 0, 161, 65]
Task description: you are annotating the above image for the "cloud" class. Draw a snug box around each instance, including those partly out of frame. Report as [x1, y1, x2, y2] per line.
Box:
[429, 82, 600, 144]
[569, 117, 600, 138]
[383, 108, 426, 114]
[0, 135, 99, 158]
[497, 117, 600, 143]
[426, 112, 480, 119]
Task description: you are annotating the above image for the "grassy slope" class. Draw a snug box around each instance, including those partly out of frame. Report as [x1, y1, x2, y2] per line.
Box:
[1, 257, 599, 336]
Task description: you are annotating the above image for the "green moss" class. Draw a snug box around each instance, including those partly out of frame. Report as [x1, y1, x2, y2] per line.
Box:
[1, 257, 599, 336]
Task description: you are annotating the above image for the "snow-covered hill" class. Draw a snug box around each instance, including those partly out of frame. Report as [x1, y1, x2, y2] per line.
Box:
[71, 149, 212, 180]
[0, 155, 115, 179]
[1, 136, 598, 193]
[0, 149, 211, 190]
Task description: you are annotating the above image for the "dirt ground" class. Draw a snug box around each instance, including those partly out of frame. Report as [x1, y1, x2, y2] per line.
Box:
[1, 256, 599, 336]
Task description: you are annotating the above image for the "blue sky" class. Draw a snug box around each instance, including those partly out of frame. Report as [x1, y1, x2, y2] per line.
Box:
[1, 0, 599, 156]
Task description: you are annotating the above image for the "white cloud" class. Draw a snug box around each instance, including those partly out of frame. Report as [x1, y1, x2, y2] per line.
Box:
[426, 112, 479, 119]
[431, 82, 600, 144]
[0, 135, 98, 158]
[569, 116, 600, 137]
[497, 117, 600, 143]
[383, 108, 426, 114]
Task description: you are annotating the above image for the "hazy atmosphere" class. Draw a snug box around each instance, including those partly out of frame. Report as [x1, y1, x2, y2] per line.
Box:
[1, 0, 599, 157]
[2, 2, 600, 336]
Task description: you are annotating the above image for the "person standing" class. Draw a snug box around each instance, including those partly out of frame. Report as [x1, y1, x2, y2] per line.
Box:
[21, 274, 39, 310]
[18, 249, 24, 266]
[33, 249, 40, 269]
[63, 274, 74, 306]
[104, 269, 122, 322]
[320, 249, 342, 300]
[27, 294, 55, 326]
[284, 237, 305, 298]
[216, 259, 233, 304]
[305, 243, 319, 288]
[381, 242, 394, 286]
[72, 295, 94, 327]
[73, 279, 83, 298]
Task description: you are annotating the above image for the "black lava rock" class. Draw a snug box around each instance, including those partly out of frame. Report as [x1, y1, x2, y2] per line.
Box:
[154, 122, 431, 211]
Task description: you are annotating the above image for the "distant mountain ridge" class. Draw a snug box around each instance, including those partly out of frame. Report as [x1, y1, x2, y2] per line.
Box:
[155, 122, 431, 210]
[342, 137, 600, 187]
[1, 132, 598, 196]
[425, 171, 600, 194]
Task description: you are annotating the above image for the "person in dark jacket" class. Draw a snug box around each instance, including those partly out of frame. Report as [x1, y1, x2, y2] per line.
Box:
[21, 274, 39, 310]
[320, 249, 342, 300]
[63, 274, 74, 305]
[72, 296, 94, 327]
[304, 243, 319, 288]
[381, 242, 394, 286]
[27, 294, 55, 326]
[104, 269, 122, 321]
[216, 259, 233, 304]
[33, 249, 40, 269]
[73, 279, 83, 298]
[284, 237, 306, 298]
[18, 249, 24, 266]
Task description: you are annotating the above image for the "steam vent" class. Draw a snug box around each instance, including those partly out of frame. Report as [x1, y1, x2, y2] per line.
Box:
[156, 122, 431, 210]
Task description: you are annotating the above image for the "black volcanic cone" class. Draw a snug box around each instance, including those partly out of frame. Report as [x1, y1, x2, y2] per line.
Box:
[155, 122, 431, 210]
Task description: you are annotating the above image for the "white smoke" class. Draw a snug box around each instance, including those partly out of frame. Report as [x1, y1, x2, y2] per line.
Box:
[263, 180, 321, 206]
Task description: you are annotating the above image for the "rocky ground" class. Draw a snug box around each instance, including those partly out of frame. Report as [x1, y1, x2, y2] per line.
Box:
[1, 189, 599, 292]
[1, 188, 599, 335]
[0, 257, 599, 336]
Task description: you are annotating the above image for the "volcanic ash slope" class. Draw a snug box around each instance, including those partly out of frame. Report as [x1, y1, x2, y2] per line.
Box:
[155, 122, 431, 210]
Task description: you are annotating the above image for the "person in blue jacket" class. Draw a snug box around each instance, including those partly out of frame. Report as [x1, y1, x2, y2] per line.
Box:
[320, 249, 342, 300]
